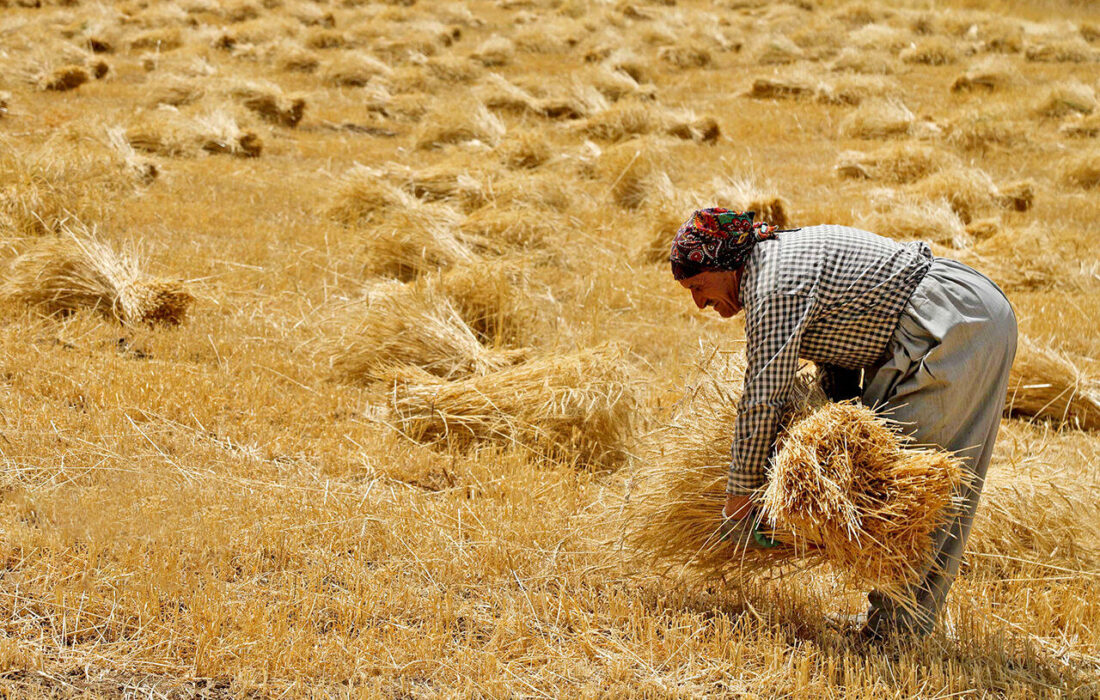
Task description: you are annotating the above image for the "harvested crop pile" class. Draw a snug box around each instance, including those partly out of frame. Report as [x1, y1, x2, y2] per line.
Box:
[951, 57, 1018, 92]
[1062, 149, 1100, 189]
[319, 282, 511, 386]
[388, 344, 637, 469]
[834, 142, 951, 184]
[762, 403, 968, 596]
[1, 230, 192, 325]
[595, 138, 673, 210]
[127, 109, 262, 158]
[227, 82, 306, 128]
[840, 99, 914, 139]
[40, 66, 89, 91]
[618, 356, 967, 596]
[1006, 335, 1100, 430]
[359, 210, 478, 280]
[415, 99, 505, 150]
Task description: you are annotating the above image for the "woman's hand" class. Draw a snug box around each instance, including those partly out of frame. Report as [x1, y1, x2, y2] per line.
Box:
[723, 493, 755, 520]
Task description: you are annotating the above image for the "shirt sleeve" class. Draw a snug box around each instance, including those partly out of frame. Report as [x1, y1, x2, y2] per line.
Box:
[727, 292, 815, 495]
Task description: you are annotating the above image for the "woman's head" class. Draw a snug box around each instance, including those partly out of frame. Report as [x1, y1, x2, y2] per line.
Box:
[669, 208, 775, 280]
[670, 208, 778, 317]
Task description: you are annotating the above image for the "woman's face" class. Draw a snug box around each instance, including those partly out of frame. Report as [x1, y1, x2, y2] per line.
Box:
[678, 268, 744, 318]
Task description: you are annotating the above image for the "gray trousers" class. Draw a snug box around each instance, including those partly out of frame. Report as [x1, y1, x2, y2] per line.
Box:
[861, 258, 1017, 634]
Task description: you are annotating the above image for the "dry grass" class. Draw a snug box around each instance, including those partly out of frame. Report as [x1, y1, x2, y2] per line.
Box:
[1, 227, 192, 326]
[388, 343, 638, 468]
[1, 0, 1099, 695]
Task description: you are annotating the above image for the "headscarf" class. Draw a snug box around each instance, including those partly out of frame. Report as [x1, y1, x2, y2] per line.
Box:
[669, 208, 779, 281]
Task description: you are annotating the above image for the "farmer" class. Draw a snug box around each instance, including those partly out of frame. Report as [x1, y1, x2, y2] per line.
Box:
[670, 208, 1017, 640]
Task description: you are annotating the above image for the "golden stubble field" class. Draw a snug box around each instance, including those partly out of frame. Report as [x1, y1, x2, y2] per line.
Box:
[0, 0, 1098, 696]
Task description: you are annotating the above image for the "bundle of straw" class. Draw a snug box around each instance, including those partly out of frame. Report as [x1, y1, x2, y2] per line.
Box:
[387, 344, 637, 469]
[763, 403, 968, 595]
[1006, 335, 1100, 430]
[1, 229, 193, 325]
[618, 353, 968, 594]
[319, 282, 511, 385]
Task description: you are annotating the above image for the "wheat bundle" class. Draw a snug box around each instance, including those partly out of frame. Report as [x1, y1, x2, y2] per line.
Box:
[415, 100, 505, 150]
[0, 91, 9, 117]
[899, 37, 960, 65]
[580, 101, 662, 142]
[1006, 335, 1100, 430]
[321, 54, 392, 86]
[1061, 149, 1100, 190]
[840, 99, 914, 139]
[751, 35, 804, 65]
[817, 75, 895, 107]
[386, 162, 487, 213]
[618, 356, 967, 594]
[762, 403, 968, 595]
[1060, 113, 1100, 139]
[1, 230, 192, 325]
[834, 142, 951, 184]
[657, 44, 711, 69]
[944, 109, 1022, 152]
[863, 192, 969, 249]
[586, 64, 653, 103]
[595, 139, 674, 210]
[969, 443, 1100, 571]
[1025, 38, 1094, 63]
[995, 180, 1034, 212]
[459, 206, 559, 253]
[639, 200, 690, 264]
[908, 167, 999, 224]
[387, 344, 637, 468]
[830, 48, 897, 75]
[320, 282, 509, 385]
[495, 130, 553, 170]
[746, 75, 817, 101]
[148, 80, 205, 107]
[326, 165, 424, 226]
[41, 66, 90, 92]
[127, 109, 262, 158]
[471, 36, 515, 67]
[665, 114, 721, 143]
[1034, 81, 1096, 119]
[226, 81, 306, 128]
[951, 56, 1017, 92]
[360, 210, 477, 281]
[414, 260, 539, 346]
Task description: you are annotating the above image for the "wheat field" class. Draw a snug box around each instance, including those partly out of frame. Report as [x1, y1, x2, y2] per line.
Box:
[0, 0, 1098, 696]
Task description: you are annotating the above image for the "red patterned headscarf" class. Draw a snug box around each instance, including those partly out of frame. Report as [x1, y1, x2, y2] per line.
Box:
[669, 208, 779, 281]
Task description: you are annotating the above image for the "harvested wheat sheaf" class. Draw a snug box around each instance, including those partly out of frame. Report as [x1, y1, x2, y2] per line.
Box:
[763, 403, 968, 596]
[127, 109, 262, 159]
[1, 231, 192, 325]
[1006, 335, 1100, 430]
[388, 344, 638, 469]
[319, 281, 510, 386]
[834, 142, 951, 184]
[618, 357, 967, 595]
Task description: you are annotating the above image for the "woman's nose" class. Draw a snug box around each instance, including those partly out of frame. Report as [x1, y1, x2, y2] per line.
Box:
[692, 290, 706, 309]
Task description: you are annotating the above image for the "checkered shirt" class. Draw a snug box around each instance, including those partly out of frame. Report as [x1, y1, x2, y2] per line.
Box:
[728, 225, 933, 495]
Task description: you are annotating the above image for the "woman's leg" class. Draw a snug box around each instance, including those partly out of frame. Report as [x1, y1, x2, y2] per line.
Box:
[861, 259, 1018, 635]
